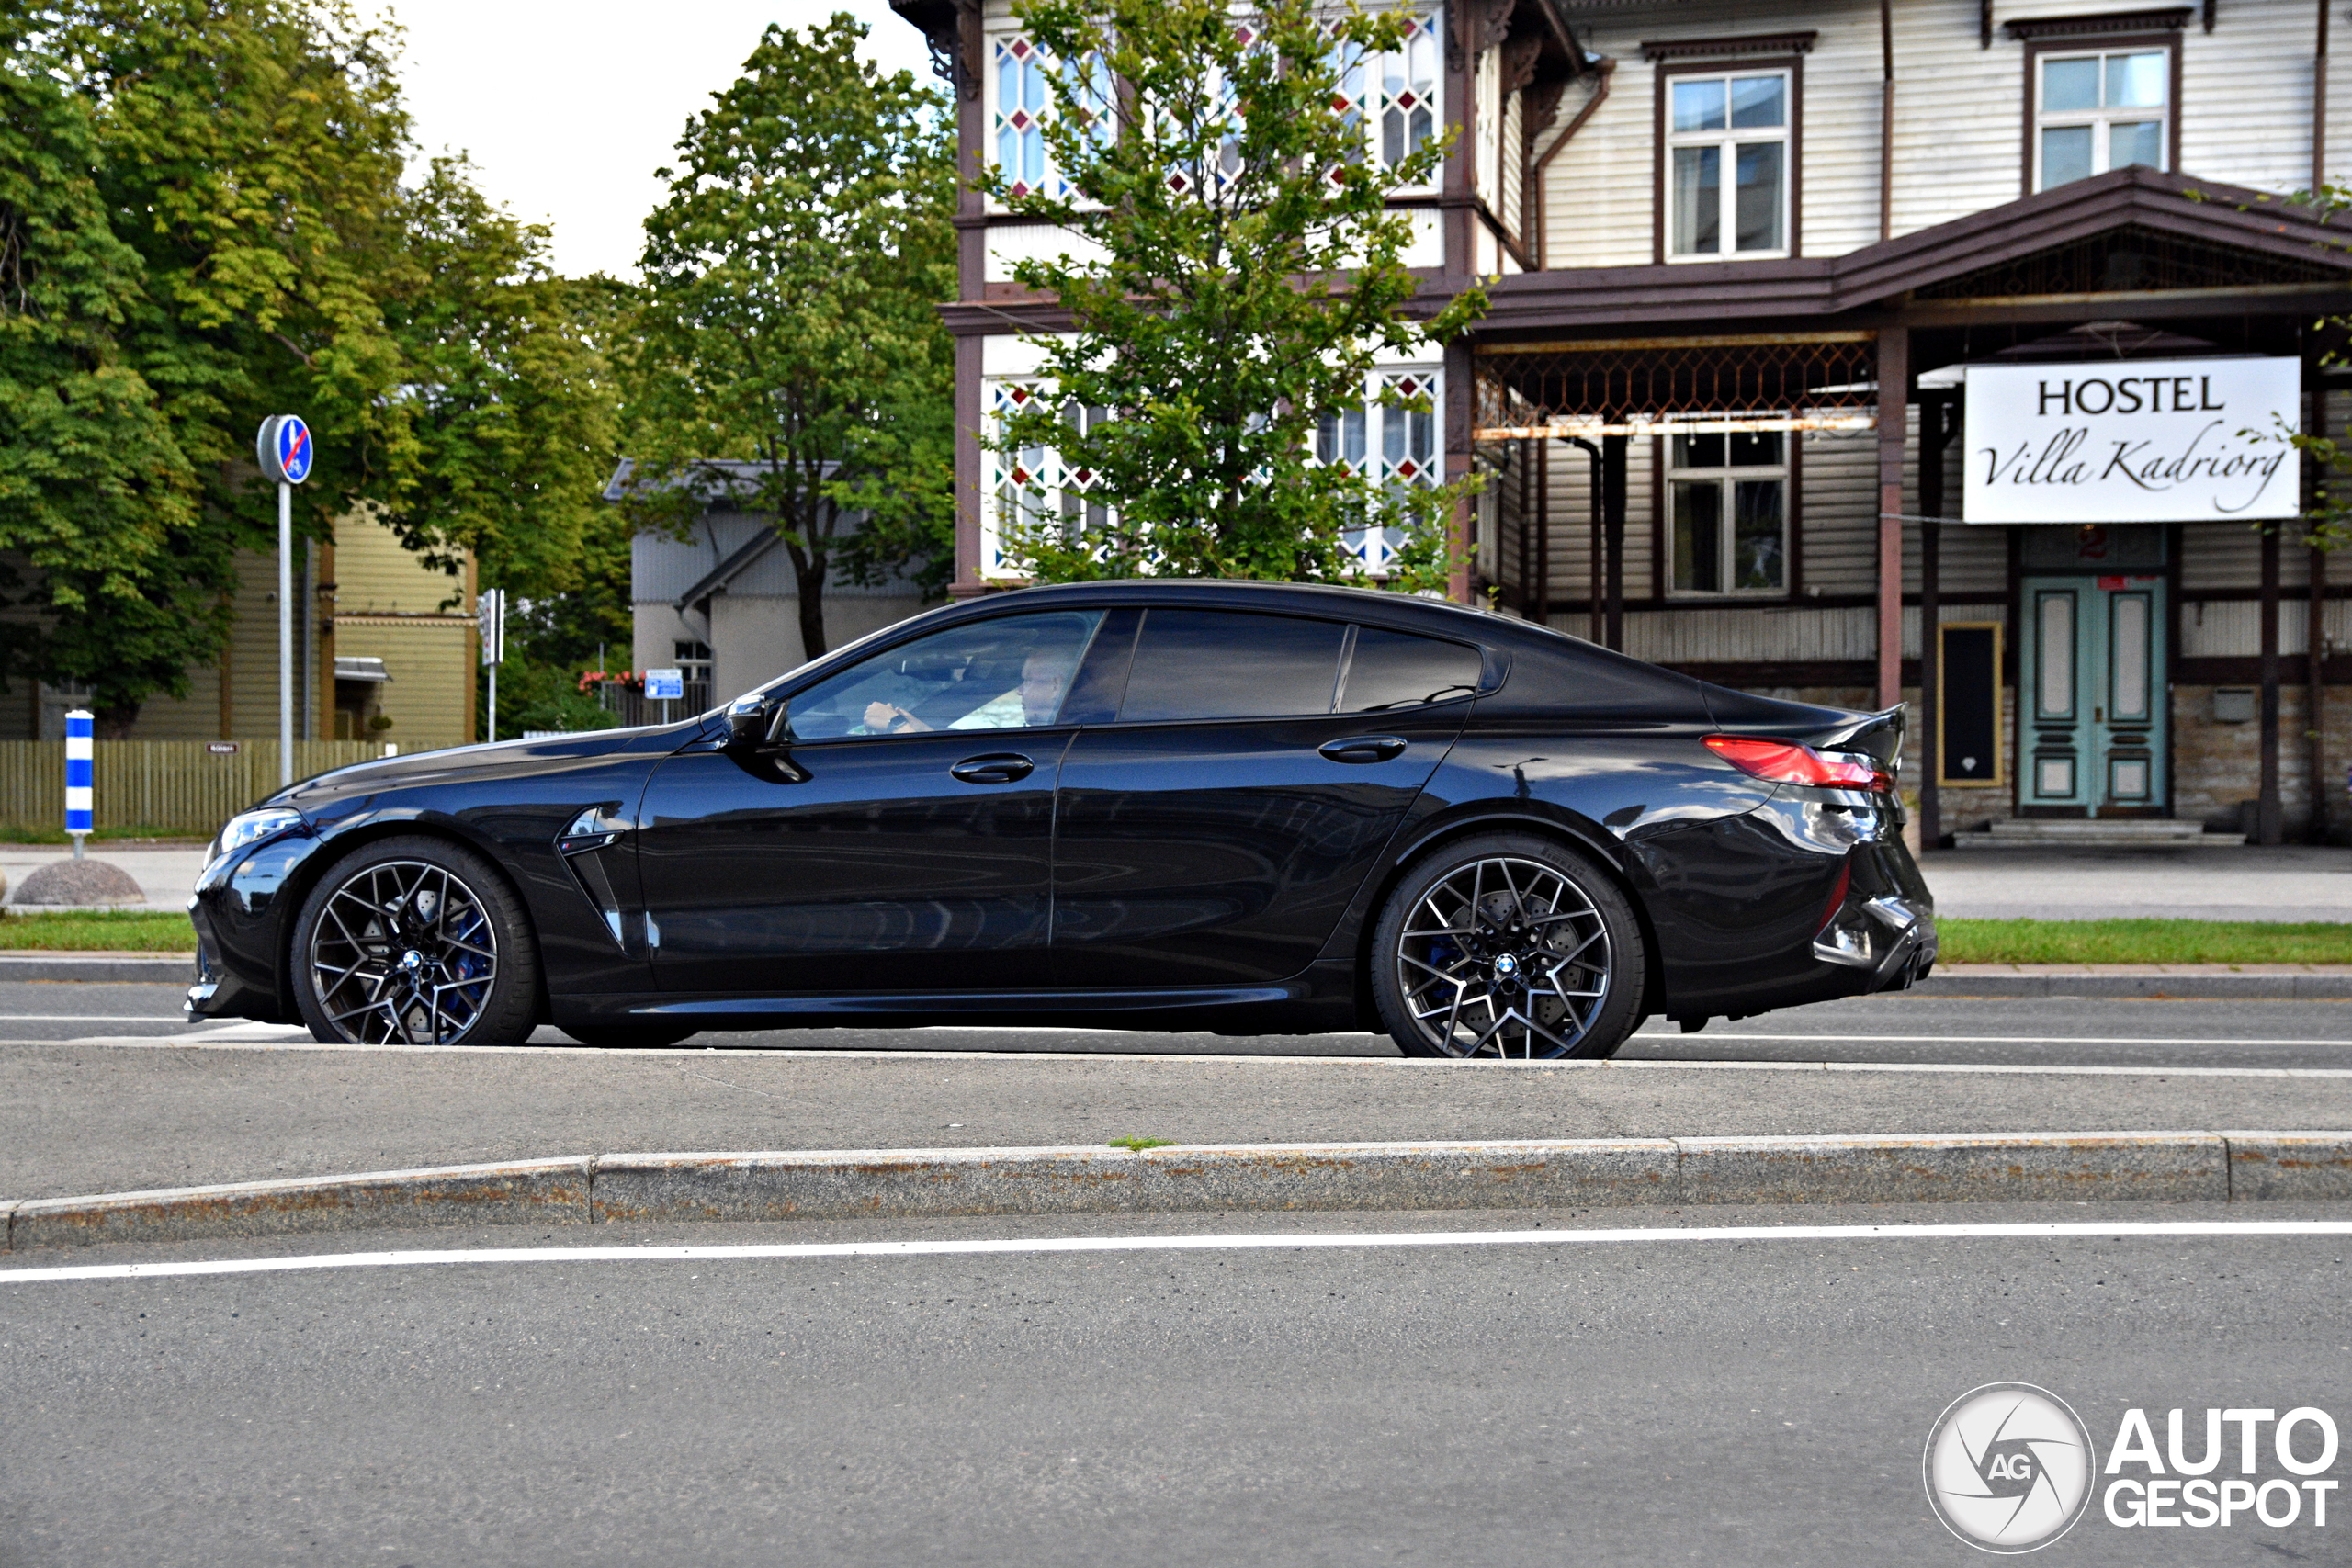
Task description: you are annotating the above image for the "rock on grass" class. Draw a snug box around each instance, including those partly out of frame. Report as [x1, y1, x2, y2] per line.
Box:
[14, 859, 144, 906]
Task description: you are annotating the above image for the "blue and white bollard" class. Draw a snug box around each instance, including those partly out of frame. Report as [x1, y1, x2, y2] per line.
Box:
[64, 708, 92, 858]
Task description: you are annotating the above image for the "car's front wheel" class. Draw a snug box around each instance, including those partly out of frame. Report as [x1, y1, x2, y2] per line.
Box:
[291, 835, 542, 1047]
[1370, 832, 1646, 1060]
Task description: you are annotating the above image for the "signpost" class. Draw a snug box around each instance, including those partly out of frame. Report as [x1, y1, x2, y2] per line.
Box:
[1962, 357, 2301, 524]
[478, 588, 506, 741]
[646, 666, 684, 723]
[64, 709, 92, 858]
[254, 415, 312, 786]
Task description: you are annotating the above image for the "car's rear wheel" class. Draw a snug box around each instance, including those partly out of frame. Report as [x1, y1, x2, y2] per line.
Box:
[291, 836, 541, 1047]
[1371, 832, 1645, 1060]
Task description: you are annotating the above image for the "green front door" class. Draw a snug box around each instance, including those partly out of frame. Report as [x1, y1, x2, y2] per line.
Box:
[2018, 574, 2167, 815]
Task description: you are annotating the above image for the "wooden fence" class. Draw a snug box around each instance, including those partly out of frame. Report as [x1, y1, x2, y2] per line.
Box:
[0, 741, 397, 838]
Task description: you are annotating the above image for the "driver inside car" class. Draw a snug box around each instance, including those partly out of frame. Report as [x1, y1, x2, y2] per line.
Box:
[862, 647, 1079, 734]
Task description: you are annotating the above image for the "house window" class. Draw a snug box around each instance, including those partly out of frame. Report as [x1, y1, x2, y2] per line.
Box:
[1665, 69, 1791, 259]
[2034, 48, 2168, 189]
[984, 380, 1113, 579]
[1317, 368, 1442, 574]
[672, 640, 713, 688]
[989, 37, 1110, 204]
[993, 36, 1049, 197]
[1328, 11, 1442, 190]
[1668, 431, 1786, 595]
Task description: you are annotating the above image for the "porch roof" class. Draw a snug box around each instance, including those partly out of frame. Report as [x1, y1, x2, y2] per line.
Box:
[1474, 167, 2352, 338]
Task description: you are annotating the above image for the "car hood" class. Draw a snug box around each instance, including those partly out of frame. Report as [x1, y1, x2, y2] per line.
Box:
[270, 722, 705, 811]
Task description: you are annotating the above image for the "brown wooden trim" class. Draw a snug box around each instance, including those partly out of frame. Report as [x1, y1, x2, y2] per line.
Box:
[1540, 590, 2007, 615]
[1659, 660, 1877, 687]
[2178, 655, 2352, 684]
[952, 333, 984, 596]
[2019, 30, 2184, 200]
[1652, 53, 1804, 265]
[1642, 32, 1817, 63]
[2004, 7, 2193, 42]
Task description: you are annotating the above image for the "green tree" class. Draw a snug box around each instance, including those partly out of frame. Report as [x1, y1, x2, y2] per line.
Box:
[28, 0, 419, 731]
[982, 0, 1485, 590]
[0, 19, 205, 725]
[624, 13, 956, 662]
[387, 157, 620, 604]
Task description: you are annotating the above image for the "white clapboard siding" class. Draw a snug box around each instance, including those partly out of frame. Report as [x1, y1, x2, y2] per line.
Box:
[1903, 602, 2011, 661]
[2181, 525, 2315, 594]
[1623, 604, 1877, 665]
[1799, 426, 1879, 594]
[2182, 598, 2352, 660]
[1544, 0, 2352, 267]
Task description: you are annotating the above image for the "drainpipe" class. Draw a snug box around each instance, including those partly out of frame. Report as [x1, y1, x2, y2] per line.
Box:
[1880, 0, 1895, 242]
[2317, 0, 2332, 194]
[1532, 57, 1615, 269]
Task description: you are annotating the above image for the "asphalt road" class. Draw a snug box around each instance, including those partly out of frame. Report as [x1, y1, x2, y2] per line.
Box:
[3, 1201, 2347, 1565]
[7, 983, 2352, 1066]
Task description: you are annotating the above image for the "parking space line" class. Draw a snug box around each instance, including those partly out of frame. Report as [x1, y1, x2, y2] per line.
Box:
[6, 1217, 2349, 1285]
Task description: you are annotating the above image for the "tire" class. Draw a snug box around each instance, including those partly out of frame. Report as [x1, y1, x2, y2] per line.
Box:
[290, 834, 542, 1047]
[1370, 831, 1646, 1061]
[559, 1024, 699, 1050]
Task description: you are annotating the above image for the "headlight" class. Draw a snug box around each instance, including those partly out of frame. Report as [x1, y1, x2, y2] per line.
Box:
[206, 807, 305, 866]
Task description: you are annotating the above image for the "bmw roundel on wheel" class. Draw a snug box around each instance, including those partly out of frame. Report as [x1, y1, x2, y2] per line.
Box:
[187, 580, 1934, 1055]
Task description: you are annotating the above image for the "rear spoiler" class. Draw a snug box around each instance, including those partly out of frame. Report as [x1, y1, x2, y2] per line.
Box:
[1803, 705, 1906, 772]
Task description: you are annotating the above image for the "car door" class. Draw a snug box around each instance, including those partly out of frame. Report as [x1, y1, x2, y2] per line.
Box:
[633, 609, 1104, 995]
[1050, 608, 1480, 989]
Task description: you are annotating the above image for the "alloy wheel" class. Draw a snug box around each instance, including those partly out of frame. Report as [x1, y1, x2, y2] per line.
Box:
[307, 858, 500, 1044]
[1393, 855, 1611, 1059]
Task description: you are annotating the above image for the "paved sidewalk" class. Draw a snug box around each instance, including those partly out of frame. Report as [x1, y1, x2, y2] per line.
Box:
[1920, 843, 2352, 921]
[7, 1043, 2352, 1201]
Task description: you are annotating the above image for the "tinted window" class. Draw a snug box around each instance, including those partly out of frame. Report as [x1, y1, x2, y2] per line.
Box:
[786, 611, 1102, 739]
[1117, 610, 1345, 722]
[1339, 627, 1483, 712]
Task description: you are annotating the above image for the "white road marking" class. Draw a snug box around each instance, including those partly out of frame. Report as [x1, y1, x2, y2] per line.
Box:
[5, 1218, 2348, 1285]
[18, 1036, 2352, 1080]
[0, 1015, 199, 1023]
[1658, 1032, 2352, 1047]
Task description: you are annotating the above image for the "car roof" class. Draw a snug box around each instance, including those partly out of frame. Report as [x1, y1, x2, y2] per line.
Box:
[960, 578, 1524, 642]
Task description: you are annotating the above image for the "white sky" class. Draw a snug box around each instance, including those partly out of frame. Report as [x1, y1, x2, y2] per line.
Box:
[386, 1, 934, 279]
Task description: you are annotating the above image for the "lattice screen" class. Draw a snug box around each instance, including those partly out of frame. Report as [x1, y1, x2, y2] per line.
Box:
[1474, 333, 1882, 440]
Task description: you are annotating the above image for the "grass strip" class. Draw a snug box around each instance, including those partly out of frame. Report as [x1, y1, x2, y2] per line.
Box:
[0, 909, 197, 952]
[1939, 918, 2352, 966]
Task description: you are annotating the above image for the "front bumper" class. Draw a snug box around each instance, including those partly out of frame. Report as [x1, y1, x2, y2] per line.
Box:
[184, 829, 324, 1022]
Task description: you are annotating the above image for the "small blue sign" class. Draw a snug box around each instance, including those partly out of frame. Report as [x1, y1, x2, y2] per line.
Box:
[64, 709, 93, 835]
[645, 668, 685, 702]
[256, 414, 312, 485]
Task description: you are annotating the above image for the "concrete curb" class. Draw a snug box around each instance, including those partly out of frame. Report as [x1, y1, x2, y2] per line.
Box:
[8, 1157, 590, 1250]
[0, 953, 194, 984]
[1917, 965, 2352, 999]
[9, 1132, 2352, 1250]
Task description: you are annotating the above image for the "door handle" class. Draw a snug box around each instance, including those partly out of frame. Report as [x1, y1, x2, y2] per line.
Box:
[950, 752, 1035, 784]
[1318, 736, 1408, 764]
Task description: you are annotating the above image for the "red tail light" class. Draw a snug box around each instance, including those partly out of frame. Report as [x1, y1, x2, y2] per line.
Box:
[1704, 734, 1890, 792]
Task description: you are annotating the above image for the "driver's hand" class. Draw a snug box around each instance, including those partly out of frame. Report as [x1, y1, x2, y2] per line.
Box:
[863, 701, 901, 732]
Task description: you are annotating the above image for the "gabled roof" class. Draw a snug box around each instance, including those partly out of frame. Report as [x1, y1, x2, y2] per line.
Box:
[1476, 167, 2352, 335]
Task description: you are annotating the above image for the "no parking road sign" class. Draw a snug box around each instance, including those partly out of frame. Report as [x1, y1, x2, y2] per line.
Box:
[255, 414, 312, 485]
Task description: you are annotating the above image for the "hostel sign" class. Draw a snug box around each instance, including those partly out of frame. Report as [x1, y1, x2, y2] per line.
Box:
[1962, 356, 2301, 524]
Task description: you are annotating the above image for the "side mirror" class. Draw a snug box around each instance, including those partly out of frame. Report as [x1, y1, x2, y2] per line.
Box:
[724, 694, 779, 748]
